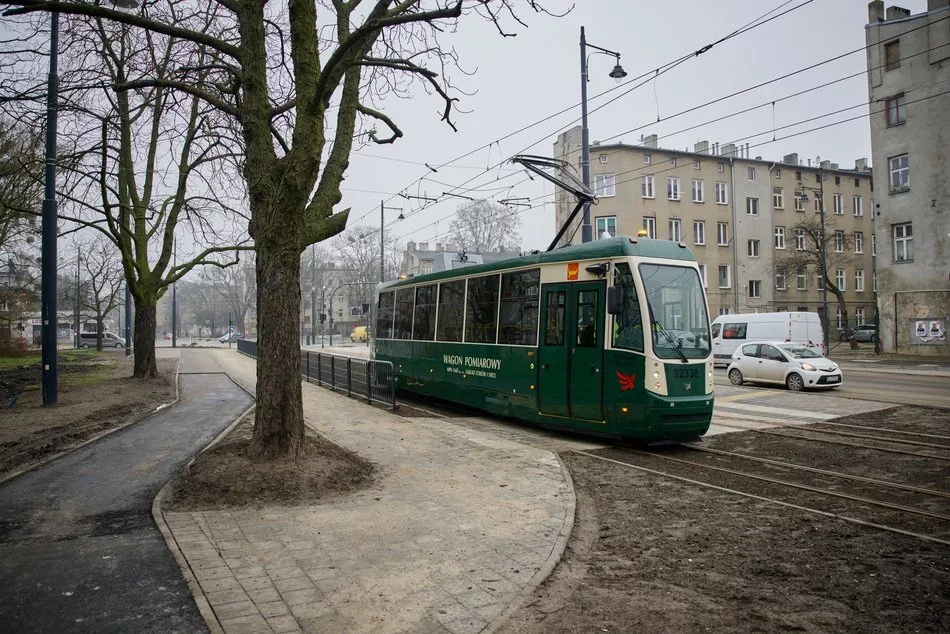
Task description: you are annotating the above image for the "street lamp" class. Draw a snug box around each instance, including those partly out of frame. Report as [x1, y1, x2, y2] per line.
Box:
[795, 167, 829, 351]
[579, 26, 626, 244]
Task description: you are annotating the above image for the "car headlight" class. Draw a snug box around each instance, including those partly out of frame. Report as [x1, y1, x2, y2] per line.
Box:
[801, 362, 816, 371]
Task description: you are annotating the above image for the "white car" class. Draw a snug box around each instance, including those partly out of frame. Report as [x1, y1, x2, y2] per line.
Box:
[727, 341, 842, 391]
[218, 332, 244, 343]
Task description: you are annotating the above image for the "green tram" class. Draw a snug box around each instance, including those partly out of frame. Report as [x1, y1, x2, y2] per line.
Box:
[372, 236, 714, 440]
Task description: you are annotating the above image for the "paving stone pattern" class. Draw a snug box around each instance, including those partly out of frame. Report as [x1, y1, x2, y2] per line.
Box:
[161, 351, 574, 634]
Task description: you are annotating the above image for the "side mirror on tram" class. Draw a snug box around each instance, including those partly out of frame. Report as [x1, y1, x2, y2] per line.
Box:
[607, 285, 622, 315]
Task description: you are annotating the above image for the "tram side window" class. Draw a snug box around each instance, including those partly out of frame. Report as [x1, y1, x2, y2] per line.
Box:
[498, 269, 540, 346]
[722, 323, 747, 339]
[465, 274, 500, 344]
[544, 290, 566, 345]
[412, 284, 437, 341]
[376, 291, 395, 339]
[393, 288, 415, 339]
[612, 263, 644, 351]
[436, 280, 466, 342]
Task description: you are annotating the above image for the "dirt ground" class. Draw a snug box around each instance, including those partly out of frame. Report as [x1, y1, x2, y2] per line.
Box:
[0, 352, 178, 480]
[500, 405, 950, 633]
[161, 411, 375, 511]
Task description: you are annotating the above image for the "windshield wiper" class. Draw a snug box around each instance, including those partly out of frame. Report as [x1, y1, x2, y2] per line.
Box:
[653, 322, 689, 363]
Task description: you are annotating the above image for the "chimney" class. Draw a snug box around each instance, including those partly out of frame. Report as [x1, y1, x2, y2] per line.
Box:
[820, 160, 832, 170]
[643, 134, 658, 148]
[435, 242, 443, 252]
[868, 0, 885, 22]
[855, 158, 868, 171]
[928, 0, 950, 10]
[407, 241, 416, 252]
[713, 142, 719, 155]
[831, 162, 840, 170]
[885, 6, 911, 19]
[419, 242, 428, 251]
[755, 156, 762, 160]
[783, 152, 799, 165]
[720, 143, 737, 157]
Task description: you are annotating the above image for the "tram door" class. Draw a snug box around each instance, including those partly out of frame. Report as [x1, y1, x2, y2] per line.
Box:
[538, 282, 605, 423]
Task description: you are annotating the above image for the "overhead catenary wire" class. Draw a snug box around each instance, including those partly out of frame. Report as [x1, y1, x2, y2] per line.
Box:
[344, 0, 818, 230]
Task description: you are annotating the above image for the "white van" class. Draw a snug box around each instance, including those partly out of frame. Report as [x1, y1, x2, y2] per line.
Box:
[79, 331, 126, 348]
[711, 312, 823, 367]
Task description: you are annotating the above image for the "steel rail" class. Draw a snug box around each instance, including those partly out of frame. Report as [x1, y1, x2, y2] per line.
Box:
[749, 429, 950, 461]
[806, 420, 950, 442]
[573, 450, 950, 547]
[682, 444, 950, 499]
[621, 449, 950, 522]
[777, 426, 950, 450]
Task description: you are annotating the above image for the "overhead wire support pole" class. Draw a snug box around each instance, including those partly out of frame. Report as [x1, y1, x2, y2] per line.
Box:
[41, 11, 60, 405]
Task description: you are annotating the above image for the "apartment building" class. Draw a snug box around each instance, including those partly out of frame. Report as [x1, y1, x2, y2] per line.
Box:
[865, 0, 949, 355]
[399, 241, 522, 277]
[553, 127, 876, 334]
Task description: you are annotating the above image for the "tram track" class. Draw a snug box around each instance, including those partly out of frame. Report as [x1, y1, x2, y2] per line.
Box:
[744, 427, 950, 461]
[574, 449, 950, 547]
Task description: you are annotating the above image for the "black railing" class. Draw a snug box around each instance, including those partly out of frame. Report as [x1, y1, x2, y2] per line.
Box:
[236, 339, 395, 411]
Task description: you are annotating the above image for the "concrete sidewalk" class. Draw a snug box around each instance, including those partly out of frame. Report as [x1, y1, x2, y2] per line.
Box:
[157, 350, 574, 633]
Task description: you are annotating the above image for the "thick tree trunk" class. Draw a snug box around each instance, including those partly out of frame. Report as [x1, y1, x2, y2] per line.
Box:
[133, 299, 158, 378]
[251, 244, 305, 459]
[96, 317, 104, 352]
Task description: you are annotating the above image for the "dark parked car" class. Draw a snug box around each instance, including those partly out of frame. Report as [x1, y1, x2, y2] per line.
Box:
[850, 324, 877, 342]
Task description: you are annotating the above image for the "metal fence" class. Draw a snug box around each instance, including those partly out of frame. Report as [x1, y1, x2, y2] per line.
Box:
[235, 339, 395, 411]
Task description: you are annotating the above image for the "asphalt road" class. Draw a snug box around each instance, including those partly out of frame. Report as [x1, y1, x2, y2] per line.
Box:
[715, 367, 950, 408]
[0, 369, 252, 633]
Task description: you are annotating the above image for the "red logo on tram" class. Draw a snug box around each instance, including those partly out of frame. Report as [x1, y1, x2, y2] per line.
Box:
[616, 371, 636, 391]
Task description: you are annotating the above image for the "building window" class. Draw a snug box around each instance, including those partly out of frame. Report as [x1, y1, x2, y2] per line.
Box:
[693, 160, 701, 170]
[773, 168, 781, 178]
[772, 187, 784, 209]
[642, 216, 656, 239]
[854, 231, 863, 254]
[717, 222, 729, 246]
[671, 157, 678, 167]
[692, 179, 704, 203]
[834, 230, 844, 253]
[836, 309, 844, 330]
[855, 307, 865, 324]
[872, 234, 877, 256]
[817, 274, 825, 291]
[669, 218, 682, 242]
[795, 170, 802, 181]
[835, 268, 846, 291]
[775, 268, 787, 291]
[667, 177, 681, 201]
[693, 220, 706, 245]
[718, 265, 731, 289]
[698, 264, 707, 288]
[885, 40, 900, 71]
[833, 193, 843, 215]
[747, 239, 760, 258]
[598, 153, 608, 164]
[594, 173, 616, 197]
[855, 269, 865, 292]
[715, 182, 728, 204]
[893, 222, 913, 262]
[774, 226, 786, 249]
[746, 166, 755, 181]
[888, 154, 909, 193]
[642, 174, 655, 198]
[873, 271, 877, 292]
[644, 153, 652, 164]
[816, 173, 822, 184]
[793, 190, 805, 212]
[746, 197, 759, 216]
[717, 162, 724, 173]
[596, 216, 616, 239]
[748, 280, 761, 299]
[814, 198, 822, 212]
[886, 94, 906, 126]
[719, 307, 730, 316]
[796, 269, 807, 290]
[795, 228, 805, 251]
[834, 175, 841, 186]
[853, 195, 863, 216]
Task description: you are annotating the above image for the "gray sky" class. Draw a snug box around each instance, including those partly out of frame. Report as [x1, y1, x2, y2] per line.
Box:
[340, 0, 927, 252]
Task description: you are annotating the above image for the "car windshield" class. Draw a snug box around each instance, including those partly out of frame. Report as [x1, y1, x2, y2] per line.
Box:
[779, 345, 821, 359]
[638, 263, 711, 360]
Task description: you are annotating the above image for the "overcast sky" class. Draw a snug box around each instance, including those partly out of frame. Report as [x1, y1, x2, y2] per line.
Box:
[338, 0, 929, 253]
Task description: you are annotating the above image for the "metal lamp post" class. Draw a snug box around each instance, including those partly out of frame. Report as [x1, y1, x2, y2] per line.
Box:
[40, 11, 60, 404]
[579, 26, 626, 244]
[74, 253, 80, 348]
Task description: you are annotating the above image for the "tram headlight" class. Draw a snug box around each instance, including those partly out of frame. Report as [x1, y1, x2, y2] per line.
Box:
[653, 370, 660, 379]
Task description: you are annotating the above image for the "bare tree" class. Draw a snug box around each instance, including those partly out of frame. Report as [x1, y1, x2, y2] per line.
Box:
[77, 236, 124, 350]
[0, 0, 564, 460]
[203, 252, 255, 335]
[774, 215, 857, 345]
[448, 199, 522, 253]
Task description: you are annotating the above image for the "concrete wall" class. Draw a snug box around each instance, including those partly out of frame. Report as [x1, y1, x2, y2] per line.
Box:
[894, 290, 950, 353]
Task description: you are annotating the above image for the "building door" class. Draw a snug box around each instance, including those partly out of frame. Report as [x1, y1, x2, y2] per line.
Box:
[538, 282, 605, 423]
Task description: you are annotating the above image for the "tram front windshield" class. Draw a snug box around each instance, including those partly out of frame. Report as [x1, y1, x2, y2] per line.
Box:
[638, 263, 711, 360]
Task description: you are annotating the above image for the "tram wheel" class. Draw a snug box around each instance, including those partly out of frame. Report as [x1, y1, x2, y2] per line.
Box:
[728, 368, 743, 386]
